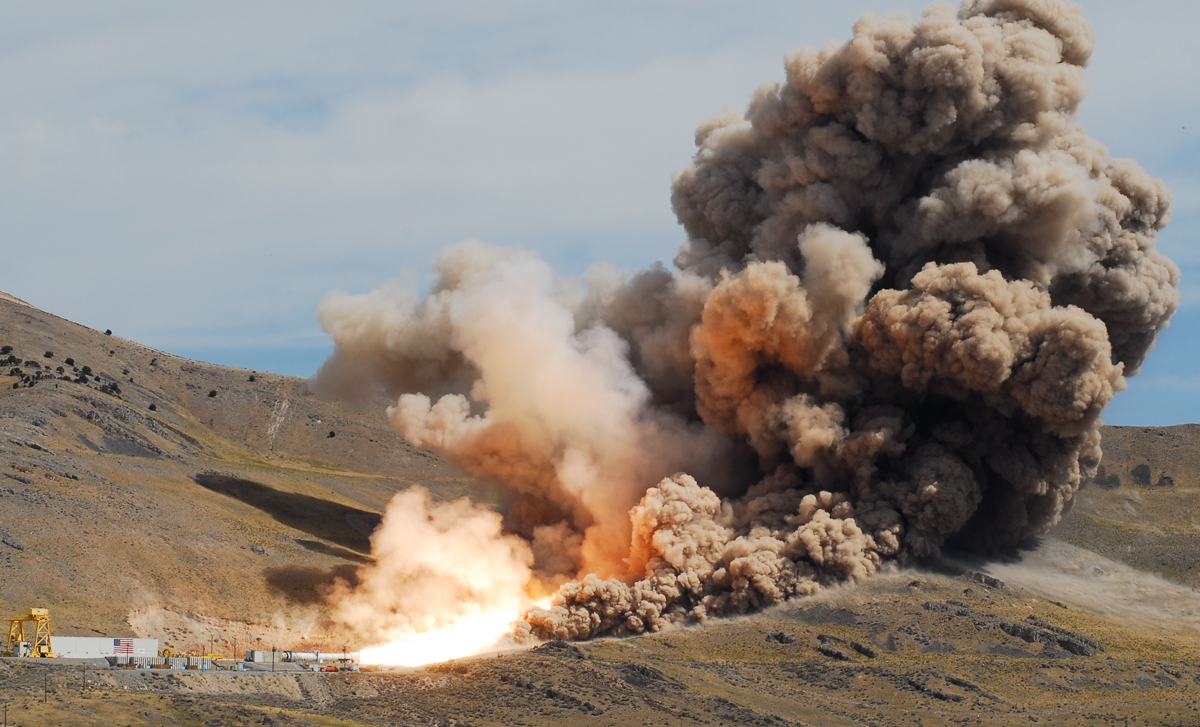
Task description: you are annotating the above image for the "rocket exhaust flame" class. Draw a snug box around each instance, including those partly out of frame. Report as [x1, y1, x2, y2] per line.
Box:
[358, 605, 526, 668]
[317, 0, 1180, 660]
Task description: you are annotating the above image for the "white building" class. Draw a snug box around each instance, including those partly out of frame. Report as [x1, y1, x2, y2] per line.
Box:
[51, 636, 157, 659]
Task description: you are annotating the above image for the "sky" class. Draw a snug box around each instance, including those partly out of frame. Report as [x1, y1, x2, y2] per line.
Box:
[0, 0, 1196, 426]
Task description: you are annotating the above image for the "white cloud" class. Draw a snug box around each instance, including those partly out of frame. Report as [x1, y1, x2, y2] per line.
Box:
[0, 0, 1196, 403]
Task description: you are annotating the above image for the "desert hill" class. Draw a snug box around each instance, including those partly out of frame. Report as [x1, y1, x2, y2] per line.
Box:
[2, 291, 1200, 726]
[2, 558, 1199, 726]
[0, 291, 476, 653]
[1054, 424, 1200, 591]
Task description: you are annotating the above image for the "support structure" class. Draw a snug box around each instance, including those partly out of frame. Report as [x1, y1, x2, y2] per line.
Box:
[5, 608, 56, 658]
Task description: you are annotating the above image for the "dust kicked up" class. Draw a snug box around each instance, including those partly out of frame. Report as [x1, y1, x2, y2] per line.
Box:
[314, 0, 1179, 655]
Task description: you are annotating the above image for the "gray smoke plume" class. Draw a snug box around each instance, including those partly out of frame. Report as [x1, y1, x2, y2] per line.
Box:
[315, 0, 1179, 643]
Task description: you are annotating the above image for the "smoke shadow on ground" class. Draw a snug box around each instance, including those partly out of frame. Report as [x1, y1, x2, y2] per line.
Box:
[937, 543, 1036, 570]
[294, 538, 370, 563]
[191, 472, 381, 553]
[263, 564, 361, 606]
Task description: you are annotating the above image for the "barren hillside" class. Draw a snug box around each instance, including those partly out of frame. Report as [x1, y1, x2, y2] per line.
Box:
[0, 291, 477, 653]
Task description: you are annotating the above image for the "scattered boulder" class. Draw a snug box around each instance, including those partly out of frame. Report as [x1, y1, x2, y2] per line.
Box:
[849, 641, 878, 658]
[532, 640, 585, 659]
[250, 544, 268, 556]
[965, 571, 1006, 589]
[908, 678, 965, 703]
[765, 631, 795, 644]
[815, 634, 854, 660]
[1026, 616, 1104, 655]
[0, 486, 39, 502]
[8, 438, 48, 452]
[999, 617, 1102, 656]
[0, 531, 25, 551]
[817, 643, 853, 661]
[1000, 621, 1042, 643]
[618, 662, 666, 687]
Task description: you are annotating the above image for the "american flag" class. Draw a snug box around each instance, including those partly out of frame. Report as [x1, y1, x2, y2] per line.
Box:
[114, 639, 133, 654]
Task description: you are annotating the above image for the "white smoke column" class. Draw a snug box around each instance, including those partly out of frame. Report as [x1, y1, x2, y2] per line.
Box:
[322, 240, 737, 580]
[317, 0, 1180, 646]
[337, 487, 536, 665]
[385, 240, 656, 576]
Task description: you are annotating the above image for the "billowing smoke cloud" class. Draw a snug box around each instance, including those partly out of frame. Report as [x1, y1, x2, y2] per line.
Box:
[332, 487, 534, 643]
[316, 0, 1179, 643]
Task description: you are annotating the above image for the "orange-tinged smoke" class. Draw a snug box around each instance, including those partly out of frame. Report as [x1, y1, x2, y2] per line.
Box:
[316, 0, 1180, 658]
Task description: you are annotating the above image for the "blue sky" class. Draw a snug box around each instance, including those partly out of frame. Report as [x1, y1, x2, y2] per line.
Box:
[0, 1, 1195, 425]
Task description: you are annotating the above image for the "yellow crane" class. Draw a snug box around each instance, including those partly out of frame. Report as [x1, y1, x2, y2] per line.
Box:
[5, 608, 56, 658]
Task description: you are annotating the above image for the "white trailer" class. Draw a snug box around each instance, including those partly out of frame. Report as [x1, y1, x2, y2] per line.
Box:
[51, 636, 157, 659]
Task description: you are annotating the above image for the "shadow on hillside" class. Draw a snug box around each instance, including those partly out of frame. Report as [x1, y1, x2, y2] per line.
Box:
[295, 538, 371, 563]
[264, 564, 361, 606]
[192, 472, 381, 553]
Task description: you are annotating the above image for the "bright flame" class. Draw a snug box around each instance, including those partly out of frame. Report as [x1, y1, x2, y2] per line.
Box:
[360, 597, 551, 667]
[333, 486, 561, 667]
[360, 608, 515, 667]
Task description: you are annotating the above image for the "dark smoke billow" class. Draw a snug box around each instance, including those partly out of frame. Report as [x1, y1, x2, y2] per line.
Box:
[316, 0, 1179, 643]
